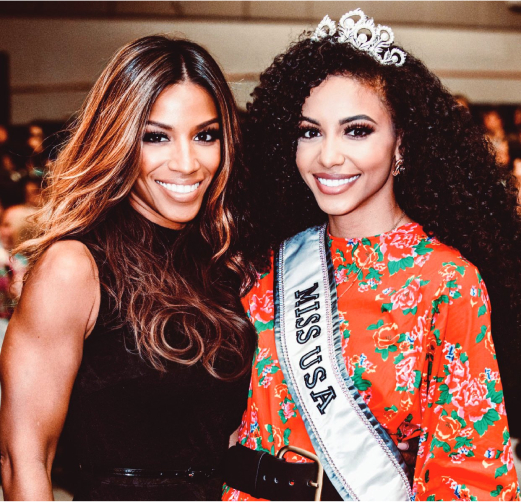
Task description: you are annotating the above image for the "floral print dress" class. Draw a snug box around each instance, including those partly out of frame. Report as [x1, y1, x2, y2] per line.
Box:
[223, 223, 520, 501]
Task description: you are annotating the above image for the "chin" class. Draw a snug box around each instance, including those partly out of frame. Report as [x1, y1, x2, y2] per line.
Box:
[316, 202, 355, 217]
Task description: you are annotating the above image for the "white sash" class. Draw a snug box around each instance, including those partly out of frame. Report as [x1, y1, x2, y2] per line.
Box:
[274, 224, 413, 501]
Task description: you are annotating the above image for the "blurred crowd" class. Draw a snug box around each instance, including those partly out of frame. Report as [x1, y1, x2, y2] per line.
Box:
[0, 120, 64, 340]
[455, 96, 521, 193]
[0, 97, 521, 339]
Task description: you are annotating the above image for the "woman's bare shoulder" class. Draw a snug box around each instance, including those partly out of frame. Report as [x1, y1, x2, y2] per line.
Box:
[13, 239, 100, 340]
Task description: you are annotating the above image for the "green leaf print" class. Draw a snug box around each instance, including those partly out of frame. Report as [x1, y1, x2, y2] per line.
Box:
[439, 294, 450, 304]
[476, 325, 487, 343]
[283, 428, 291, 445]
[414, 240, 433, 256]
[486, 380, 504, 404]
[503, 428, 510, 445]
[419, 279, 431, 286]
[375, 347, 389, 361]
[446, 280, 457, 289]
[491, 486, 503, 497]
[388, 257, 414, 276]
[336, 248, 346, 261]
[366, 268, 383, 282]
[361, 237, 371, 246]
[454, 436, 473, 450]
[431, 437, 451, 453]
[413, 370, 422, 389]
[394, 353, 404, 364]
[426, 496, 435, 501]
[256, 356, 280, 385]
[277, 397, 297, 424]
[367, 319, 384, 330]
[404, 276, 416, 288]
[495, 465, 508, 479]
[403, 307, 417, 315]
[460, 352, 469, 364]
[478, 305, 487, 317]
[352, 365, 372, 391]
[451, 410, 467, 428]
[474, 408, 501, 436]
[266, 424, 274, 442]
[381, 302, 393, 313]
[436, 384, 452, 405]
[254, 319, 274, 332]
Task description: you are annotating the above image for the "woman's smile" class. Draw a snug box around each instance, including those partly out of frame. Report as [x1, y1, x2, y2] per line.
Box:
[315, 173, 361, 193]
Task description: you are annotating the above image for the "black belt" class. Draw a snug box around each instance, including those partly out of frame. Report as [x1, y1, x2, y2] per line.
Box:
[224, 444, 342, 501]
[80, 465, 219, 480]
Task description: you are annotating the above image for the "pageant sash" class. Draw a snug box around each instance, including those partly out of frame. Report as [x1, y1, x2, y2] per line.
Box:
[274, 224, 413, 501]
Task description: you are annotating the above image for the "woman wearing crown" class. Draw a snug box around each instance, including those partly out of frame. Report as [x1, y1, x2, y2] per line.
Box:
[222, 9, 521, 501]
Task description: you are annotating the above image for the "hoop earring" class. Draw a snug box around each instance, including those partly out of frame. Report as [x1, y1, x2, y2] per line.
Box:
[392, 159, 404, 177]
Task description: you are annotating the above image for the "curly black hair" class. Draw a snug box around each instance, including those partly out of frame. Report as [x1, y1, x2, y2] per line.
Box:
[244, 33, 521, 433]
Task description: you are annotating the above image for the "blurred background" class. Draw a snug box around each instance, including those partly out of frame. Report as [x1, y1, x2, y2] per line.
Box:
[0, 1, 520, 498]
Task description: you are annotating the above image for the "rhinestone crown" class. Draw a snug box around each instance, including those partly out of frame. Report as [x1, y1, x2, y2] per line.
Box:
[311, 9, 407, 67]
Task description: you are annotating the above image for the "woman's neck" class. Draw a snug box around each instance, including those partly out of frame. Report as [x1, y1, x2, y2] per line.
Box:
[328, 205, 412, 239]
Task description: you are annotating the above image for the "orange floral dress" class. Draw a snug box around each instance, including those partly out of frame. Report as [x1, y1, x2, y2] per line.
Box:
[223, 223, 520, 501]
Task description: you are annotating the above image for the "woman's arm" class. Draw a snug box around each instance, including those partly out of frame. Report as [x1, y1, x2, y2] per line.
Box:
[414, 264, 520, 500]
[0, 240, 99, 500]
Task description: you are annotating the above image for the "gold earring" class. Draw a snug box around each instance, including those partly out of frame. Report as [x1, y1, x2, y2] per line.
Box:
[392, 159, 404, 177]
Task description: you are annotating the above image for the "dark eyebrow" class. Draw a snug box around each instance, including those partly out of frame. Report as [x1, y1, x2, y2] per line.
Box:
[339, 114, 376, 125]
[146, 118, 220, 131]
[299, 116, 319, 125]
[299, 114, 377, 126]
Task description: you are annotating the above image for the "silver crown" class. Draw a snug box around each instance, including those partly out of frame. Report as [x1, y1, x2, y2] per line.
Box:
[310, 9, 407, 67]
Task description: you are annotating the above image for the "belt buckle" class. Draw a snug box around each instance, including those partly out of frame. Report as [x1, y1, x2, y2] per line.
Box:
[277, 445, 324, 501]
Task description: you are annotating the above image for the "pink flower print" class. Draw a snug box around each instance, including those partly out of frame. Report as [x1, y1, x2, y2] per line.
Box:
[395, 351, 419, 393]
[438, 263, 459, 281]
[414, 254, 429, 267]
[250, 291, 274, 323]
[452, 377, 493, 422]
[501, 441, 515, 470]
[281, 401, 294, 421]
[359, 387, 373, 404]
[379, 226, 421, 261]
[261, 374, 273, 388]
[445, 357, 470, 395]
[335, 268, 347, 284]
[227, 489, 240, 501]
[449, 452, 466, 464]
[411, 310, 429, 345]
[390, 278, 422, 311]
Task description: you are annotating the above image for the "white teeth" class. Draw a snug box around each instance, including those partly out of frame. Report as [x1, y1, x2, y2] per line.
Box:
[156, 180, 200, 194]
[317, 175, 360, 187]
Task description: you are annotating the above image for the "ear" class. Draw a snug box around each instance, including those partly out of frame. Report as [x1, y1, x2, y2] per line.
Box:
[394, 135, 402, 161]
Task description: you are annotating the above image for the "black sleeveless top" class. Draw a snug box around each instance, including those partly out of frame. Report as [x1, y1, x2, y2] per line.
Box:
[64, 224, 251, 501]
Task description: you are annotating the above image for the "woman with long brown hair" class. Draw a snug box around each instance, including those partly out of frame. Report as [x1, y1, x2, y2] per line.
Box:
[0, 35, 257, 500]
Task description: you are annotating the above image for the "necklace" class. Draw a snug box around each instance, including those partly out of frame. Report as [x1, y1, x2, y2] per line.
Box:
[336, 211, 407, 301]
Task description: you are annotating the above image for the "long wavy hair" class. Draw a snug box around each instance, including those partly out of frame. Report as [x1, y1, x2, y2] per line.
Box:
[244, 33, 521, 425]
[18, 35, 256, 379]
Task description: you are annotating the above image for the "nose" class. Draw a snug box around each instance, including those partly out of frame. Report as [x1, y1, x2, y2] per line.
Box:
[167, 138, 198, 175]
[318, 135, 345, 169]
